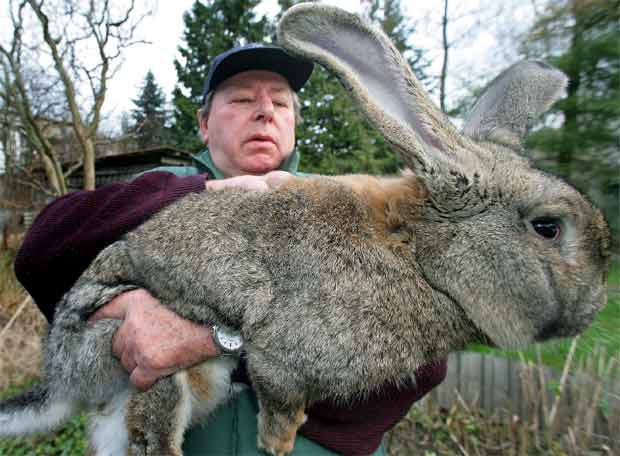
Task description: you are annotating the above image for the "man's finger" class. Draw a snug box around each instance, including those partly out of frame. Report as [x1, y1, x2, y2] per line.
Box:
[265, 171, 293, 188]
[130, 368, 155, 392]
[120, 347, 137, 373]
[206, 176, 269, 192]
[88, 293, 131, 322]
[111, 324, 127, 359]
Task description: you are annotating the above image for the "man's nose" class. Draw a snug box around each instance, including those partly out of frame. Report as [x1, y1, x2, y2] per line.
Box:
[254, 96, 274, 121]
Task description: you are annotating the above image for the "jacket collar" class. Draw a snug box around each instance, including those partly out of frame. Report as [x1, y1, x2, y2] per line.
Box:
[193, 148, 300, 179]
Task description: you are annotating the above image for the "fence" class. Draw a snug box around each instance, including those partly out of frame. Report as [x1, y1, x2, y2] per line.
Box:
[424, 351, 620, 445]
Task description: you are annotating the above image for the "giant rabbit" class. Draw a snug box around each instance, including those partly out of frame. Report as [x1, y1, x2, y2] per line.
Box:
[0, 3, 610, 456]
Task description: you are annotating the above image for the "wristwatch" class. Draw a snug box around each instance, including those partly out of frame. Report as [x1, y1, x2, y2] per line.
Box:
[211, 324, 244, 355]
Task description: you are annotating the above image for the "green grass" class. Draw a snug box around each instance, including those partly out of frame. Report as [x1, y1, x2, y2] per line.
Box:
[0, 416, 87, 456]
[609, 258, 620, 287]
[471, 293, 620, 372]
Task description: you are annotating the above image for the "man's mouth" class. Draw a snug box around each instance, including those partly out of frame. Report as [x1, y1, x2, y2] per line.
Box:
[246, 134, 275, 145]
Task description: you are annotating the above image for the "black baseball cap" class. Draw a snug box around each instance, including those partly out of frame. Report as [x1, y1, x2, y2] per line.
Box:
[201, 43, 314, 104]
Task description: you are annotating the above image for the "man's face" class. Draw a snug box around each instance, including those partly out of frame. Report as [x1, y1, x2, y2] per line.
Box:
[199, 70, 296, 177]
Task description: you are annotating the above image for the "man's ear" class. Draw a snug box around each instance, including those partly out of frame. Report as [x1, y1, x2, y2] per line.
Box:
[196, 110, 209, 145]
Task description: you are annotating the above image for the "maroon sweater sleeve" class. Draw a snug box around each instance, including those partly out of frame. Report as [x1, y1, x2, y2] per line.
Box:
[301, 358, 448, 454]
[14, 171, 207, 322]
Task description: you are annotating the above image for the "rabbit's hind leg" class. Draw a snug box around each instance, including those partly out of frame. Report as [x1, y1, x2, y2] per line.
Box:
[88, 389, 131, 456]
[247, 353, 308, 455]
[185, 357, 238, 421]
[256, 399, 307, 456]
[125, 373, 192, 456]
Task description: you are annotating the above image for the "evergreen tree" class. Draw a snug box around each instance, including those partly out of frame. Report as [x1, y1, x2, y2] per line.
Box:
[170, 0, 270, 152]
[520, 0, 620, 247]
[295, 64, 404, 175]
[131, 70, 168, 148]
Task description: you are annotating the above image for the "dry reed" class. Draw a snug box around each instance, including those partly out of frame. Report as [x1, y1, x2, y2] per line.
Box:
[0, 246, 47, 392]
[386, 344, 620, 455]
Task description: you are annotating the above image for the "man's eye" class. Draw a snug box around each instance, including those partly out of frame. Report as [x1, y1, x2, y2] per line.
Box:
[274, 100, 289, 107]
[233, 98, 253, 103]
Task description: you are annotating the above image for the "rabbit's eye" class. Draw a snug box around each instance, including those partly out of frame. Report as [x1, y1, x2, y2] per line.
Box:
[531, 218, 561, 240]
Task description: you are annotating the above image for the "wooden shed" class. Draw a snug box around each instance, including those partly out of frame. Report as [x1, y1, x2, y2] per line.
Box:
[66, 145, 194, 190]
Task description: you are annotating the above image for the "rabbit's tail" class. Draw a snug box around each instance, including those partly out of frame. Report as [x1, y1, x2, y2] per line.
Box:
[0, 382, 77, 436]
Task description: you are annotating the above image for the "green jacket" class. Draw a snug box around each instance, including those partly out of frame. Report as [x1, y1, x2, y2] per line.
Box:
[152, 147, 302, 178]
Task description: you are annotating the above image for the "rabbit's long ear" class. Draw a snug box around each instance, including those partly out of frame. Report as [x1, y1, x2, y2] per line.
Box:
[462, 61, 567, 151]
[277, 3, 466, 172]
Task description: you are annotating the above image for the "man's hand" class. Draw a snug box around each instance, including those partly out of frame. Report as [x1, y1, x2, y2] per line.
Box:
[205, 170, 293, 191]
[89, 289, 218, 391]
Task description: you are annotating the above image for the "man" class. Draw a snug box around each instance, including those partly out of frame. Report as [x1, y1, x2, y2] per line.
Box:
[15, 43, 447, 455]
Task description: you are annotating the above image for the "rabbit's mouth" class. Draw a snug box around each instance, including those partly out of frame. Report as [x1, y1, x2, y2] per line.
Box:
[535, 281, 607, 342]
[476, 331, 497, 348]
[535, 319, 586, 342]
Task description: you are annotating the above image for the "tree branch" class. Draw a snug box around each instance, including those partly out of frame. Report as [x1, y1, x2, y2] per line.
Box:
[27, 0, 85, 133]
[440, 0, 449, 113]
[63, 158, 83, 179]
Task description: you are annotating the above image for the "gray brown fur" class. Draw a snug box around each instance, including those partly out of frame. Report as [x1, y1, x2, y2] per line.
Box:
[0, 3, 610, 456]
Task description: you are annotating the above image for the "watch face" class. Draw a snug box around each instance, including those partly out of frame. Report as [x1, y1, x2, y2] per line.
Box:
[214, 325, 244, 352]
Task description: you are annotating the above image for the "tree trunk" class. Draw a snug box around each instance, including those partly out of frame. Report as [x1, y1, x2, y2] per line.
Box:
[1, 121, 16, 177]
[559, 0, 582, 180]
[82, 139, 96, 190]
[41, 153, 66, 195]
[440, 0, 449, 113]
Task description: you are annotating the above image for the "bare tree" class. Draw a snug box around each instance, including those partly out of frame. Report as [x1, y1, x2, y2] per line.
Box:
[0, 2, 66, 194]
[0, 0, 151, 194]
[0, 70, 19, 179]
[435, 0, 509, 114]
[440, 0, 449, 113]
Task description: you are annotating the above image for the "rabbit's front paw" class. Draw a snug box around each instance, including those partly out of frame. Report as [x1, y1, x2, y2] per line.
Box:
[127, 431, 182, 456]
[257, 435, 294, 456]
